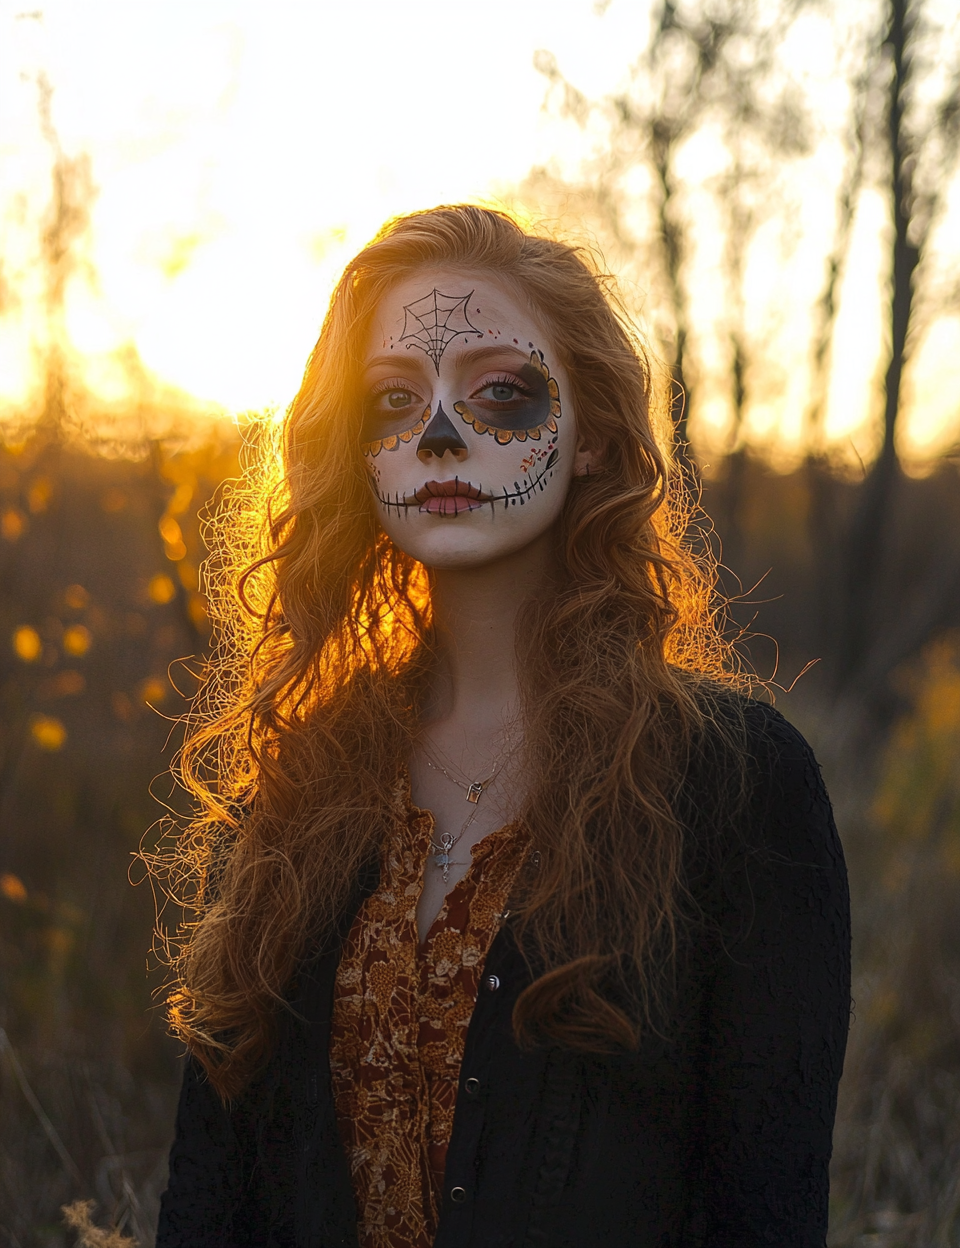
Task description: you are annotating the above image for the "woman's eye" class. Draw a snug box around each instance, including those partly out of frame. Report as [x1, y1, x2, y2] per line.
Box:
[387, 390, 414, 409]
[478, 382, 520, 402]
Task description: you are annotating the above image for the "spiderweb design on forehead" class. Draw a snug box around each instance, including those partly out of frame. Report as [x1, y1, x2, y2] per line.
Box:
[399, 289, 482, 373]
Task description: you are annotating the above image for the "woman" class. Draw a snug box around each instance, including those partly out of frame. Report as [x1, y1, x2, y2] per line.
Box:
[157, 206, 850, 1248]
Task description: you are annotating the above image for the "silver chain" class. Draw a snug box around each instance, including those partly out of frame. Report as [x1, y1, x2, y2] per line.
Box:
[421, 741, 514, 883]
[420, 734, 515, 805]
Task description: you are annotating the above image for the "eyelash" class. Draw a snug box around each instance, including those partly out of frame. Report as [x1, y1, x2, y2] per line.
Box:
[369, 378, 421, 400]
[473, 373, 532, 396]
[367, 372, 531, 401]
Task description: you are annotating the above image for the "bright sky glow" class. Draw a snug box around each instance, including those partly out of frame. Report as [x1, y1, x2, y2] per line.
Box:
[0, 1, 644, 410]
[1, 0, 958, 463]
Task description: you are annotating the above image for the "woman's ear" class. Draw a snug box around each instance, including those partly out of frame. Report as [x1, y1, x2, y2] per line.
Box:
[573, 434, 604, 478]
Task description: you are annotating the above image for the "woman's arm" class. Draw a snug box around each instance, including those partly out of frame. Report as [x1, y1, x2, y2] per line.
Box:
[700, 707, 851, 1247]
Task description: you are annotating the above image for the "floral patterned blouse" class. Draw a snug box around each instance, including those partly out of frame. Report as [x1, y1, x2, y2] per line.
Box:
[329, 781, 529, 1248]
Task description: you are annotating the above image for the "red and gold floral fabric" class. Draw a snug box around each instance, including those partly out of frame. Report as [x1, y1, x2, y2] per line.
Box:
[329, 783, 528, 1248]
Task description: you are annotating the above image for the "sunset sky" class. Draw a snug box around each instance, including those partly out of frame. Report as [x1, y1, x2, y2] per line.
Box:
[1, 0, 959, 464]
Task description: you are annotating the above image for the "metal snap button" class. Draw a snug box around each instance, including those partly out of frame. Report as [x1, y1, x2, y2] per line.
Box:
[484, 974, 500, 991]
[464, 1076, 480, 1095]
[450, 1186, 467, 1203]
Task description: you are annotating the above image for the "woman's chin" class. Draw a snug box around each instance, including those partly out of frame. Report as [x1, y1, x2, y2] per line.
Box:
[380, 513, 554, 571]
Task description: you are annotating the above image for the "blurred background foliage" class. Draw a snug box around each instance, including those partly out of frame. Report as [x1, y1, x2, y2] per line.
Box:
[3, 0, 960, 1245]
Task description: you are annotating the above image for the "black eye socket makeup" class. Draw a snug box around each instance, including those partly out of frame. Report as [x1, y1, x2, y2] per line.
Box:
[361, 397, 431, 457]
[454, 353, 561, 444]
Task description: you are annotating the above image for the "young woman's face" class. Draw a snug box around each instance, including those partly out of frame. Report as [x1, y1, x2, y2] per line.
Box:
[358, 269, 583, 569]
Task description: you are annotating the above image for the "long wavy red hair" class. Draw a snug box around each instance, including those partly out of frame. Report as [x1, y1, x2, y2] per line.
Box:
[161, 205, 742, 1100]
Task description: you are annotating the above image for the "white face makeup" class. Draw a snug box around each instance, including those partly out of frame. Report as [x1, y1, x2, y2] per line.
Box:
[359, 271, 581, 570]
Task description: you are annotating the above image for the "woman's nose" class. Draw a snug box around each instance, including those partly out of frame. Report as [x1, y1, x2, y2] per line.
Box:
[416, 402, 468, 465]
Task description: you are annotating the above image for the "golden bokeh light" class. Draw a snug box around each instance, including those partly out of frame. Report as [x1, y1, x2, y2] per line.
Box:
[27, 477, 51, 514]
[147, 574, 176, 605]
[0, 873, 28, 904]
[159, 514, 187, 560]
[30, 714, 67, 751]
[62, 623, 92, 656]
[1, 508, 25, 541]
[63, 584, 89, 610]
[13, 625, 42, 662]
[140, 677, 168, 706]
[46, 670, 85, 697]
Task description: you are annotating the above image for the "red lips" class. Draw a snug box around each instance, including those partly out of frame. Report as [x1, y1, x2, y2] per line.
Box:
[413, 479, 489, 516]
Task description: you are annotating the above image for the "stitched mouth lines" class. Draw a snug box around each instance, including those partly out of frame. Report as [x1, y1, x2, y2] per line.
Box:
[372, 451, 560, 516]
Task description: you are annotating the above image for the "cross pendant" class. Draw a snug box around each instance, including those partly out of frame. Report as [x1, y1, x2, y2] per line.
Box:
[434, 832, 455, 884]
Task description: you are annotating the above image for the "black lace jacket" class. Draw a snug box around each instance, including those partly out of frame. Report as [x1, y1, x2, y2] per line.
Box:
[157, 702, 851, 1248]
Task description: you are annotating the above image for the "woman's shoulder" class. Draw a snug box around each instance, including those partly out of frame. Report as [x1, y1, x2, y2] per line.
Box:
[679, 692, 848, 965]
[684, 689, 842, 867]
[738, 693, 816, 752]
[689, 680, 809, 745]
[689, 685, 824, 781]
[738, 697, 834, 821]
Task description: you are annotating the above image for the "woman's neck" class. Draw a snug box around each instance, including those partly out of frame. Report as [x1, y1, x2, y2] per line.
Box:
[411, 530, 556, 940]
[422, 528, 555, 735]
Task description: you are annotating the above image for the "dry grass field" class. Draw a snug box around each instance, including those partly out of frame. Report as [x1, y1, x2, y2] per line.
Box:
[1, 429, 958, 1246]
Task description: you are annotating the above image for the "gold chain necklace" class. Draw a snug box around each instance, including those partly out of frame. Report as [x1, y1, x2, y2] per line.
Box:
[422, 746, 513, 884]
[420, 734, 515, 805]
[422, 755, 496, 804]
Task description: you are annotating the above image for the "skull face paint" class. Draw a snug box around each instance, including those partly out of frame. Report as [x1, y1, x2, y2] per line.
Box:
[398, 288, 481, 374]
[454, 351, 561, 445]
[359, 270, 579, 571]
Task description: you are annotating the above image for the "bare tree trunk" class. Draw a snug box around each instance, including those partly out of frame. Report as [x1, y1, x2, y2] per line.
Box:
[653, 148, 694, 458]
[839, 0, 920, 691]
[804, 63, 870, 673]
[719, 333, 749, 577]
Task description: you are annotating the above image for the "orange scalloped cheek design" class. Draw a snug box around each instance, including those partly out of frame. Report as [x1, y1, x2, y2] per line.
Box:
[453, 352, 562, 447]
[361, 406, 431, 457]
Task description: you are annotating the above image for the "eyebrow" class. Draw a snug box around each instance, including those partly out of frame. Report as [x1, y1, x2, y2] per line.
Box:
[362, 353, 429, 374]
[362, 341, 533, 380]
[450, 343, 530, 368]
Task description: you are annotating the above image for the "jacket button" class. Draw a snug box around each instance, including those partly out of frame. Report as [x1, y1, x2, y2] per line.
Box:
[450, 1186, 467, 1204]
[484, 974, 500, 991]
[464, 1076, 480, 1095]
